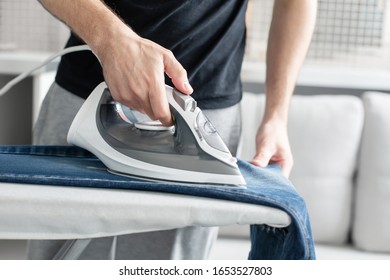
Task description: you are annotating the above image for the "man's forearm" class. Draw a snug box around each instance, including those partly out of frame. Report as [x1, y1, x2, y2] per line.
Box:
[38, 0, 191, 126]
[264, 0, 317, 124]
[38, 0, 135, 56]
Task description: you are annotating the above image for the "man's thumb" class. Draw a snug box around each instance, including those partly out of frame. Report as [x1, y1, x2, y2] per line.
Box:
[251, 151, 271, 167]
[163, 50, 193, 94]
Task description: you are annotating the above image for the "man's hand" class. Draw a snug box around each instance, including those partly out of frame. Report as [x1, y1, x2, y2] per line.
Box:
[98, 32, 193, 126]
[251, 120, 293, 177]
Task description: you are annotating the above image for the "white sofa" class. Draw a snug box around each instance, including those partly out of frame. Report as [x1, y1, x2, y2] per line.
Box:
[216, 91, 390, 260]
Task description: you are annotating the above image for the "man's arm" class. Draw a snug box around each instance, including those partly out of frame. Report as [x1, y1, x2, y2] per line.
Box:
[38, 0, 192, 126]
[251, 0, 317, 177]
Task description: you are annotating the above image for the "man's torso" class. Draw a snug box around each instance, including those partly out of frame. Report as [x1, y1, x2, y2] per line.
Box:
[56, 0, 248, 109]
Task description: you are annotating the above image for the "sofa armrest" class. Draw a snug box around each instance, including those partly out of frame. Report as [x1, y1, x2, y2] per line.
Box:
[353, 92, 390, 253]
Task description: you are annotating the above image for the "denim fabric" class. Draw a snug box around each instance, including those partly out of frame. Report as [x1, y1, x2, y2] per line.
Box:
[0, 145, 316, 260]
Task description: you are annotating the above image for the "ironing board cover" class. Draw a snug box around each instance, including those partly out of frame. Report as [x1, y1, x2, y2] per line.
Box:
[0, 145, 315, 260]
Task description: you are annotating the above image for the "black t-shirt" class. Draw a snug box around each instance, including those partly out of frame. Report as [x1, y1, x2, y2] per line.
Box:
[55, 0, 248, 109]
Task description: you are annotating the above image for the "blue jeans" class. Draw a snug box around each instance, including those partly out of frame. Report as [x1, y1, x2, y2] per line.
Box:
[0, 145, 316, 259]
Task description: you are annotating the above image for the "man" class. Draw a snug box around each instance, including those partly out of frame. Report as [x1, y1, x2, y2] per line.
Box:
[31, 0, 317, 259]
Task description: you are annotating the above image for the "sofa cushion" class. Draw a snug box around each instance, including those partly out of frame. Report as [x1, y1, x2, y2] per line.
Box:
[238, 93, 364, 244]
[353, 92, 390, 252]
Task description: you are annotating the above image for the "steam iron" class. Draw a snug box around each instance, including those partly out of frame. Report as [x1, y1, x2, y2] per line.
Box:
[67, 82, 246, 187]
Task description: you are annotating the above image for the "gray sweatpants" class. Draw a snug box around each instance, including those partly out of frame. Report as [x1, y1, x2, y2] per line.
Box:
[29, 82, 241, 260]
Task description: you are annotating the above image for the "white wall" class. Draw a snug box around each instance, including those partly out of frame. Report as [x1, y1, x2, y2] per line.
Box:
[0, 0, 69, 52]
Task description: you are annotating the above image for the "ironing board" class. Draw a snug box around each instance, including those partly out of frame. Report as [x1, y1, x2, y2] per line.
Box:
[0, 145, 315, 260]
[0, 182, 290, 259]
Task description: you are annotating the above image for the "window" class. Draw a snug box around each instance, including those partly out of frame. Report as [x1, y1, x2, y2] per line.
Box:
[246, 0, 390, 70]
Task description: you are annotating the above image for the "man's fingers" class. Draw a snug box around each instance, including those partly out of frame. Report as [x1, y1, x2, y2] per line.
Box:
[104, 40, 187, 126]
[163, 49, 193, 94]
[149, 74, 173, 126]
[251, 150, 272, 168]
[252, 150, 293, 178]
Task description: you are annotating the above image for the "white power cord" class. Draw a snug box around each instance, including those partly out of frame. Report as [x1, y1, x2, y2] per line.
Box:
[0, 44, 91, 96]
